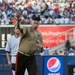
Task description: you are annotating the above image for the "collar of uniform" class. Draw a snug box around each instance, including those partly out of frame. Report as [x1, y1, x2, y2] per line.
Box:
[30, 27, 38, 32]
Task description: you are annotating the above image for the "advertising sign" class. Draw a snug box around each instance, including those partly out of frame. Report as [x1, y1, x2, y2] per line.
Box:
[44, 56, 64, 75]
[38, 25, 75, 48]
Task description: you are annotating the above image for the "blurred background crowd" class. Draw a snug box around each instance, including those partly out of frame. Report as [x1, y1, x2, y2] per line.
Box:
[0, 0, 75, 25]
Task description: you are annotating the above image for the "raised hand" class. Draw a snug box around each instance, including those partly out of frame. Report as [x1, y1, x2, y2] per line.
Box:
[16, 12, 21, 22]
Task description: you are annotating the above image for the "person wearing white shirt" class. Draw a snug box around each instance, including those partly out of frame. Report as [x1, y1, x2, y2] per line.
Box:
[1, 17, 5, 25]
[5, 25, 20, 75]
[54, 17, 60, 24]
[0, 0, 2, 3]
[68, 52, 75, 56]
[64, 15, 69, 24]
[59, 17, 64, 24]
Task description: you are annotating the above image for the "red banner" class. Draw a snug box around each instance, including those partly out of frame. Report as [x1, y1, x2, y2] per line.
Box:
[38, 25, 75, 48]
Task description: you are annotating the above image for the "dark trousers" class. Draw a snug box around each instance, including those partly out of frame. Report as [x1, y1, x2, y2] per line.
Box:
[15, 52, 37, 75]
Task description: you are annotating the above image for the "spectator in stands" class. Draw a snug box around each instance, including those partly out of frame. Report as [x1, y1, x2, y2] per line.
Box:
[1, 16, 5, 25]
[0, 0, 2, 3]
[5, 25, 20, 75]
[65, 37, 71, 50]
[53, 50, 58, 55]
[11, 16, 17, 25]
[59, 50, 64, 55]
[0, 0, 75, 25]
[68, 49, 75, 56]
[0, 9, 3, 19]
[41, 15, 49, 24]
[69, 14, 75, 24]
[44, 46, 49, 55]
[64, 15, 69, 24]
[64, 49, 69, 55]
[54, 16, 60, 24]
[41, 3, 49, 15]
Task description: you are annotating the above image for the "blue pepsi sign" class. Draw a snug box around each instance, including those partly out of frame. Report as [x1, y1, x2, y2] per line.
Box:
[44, 56, 64, 75]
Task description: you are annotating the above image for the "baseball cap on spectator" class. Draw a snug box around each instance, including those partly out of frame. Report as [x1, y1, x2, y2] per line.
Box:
[27, 3, 32, 7]
[32, 15, 41, 21]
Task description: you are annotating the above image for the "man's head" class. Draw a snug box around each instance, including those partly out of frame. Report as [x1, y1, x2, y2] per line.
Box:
[32, 15, 41, 21]
[31, 15, 41, 30]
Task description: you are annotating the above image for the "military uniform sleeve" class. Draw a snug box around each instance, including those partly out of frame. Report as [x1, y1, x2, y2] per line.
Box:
[21, 26, 27, 35]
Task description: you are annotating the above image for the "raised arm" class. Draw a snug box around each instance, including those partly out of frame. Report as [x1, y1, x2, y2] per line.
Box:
[16, 12, 23, 33]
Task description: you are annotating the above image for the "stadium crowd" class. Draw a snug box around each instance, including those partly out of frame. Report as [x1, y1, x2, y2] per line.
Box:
[0, 0, 75, 25]
[52, 47, 75, 56]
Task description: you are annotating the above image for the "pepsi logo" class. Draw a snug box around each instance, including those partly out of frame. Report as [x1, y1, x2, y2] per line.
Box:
[47, 57, 61, 72]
